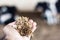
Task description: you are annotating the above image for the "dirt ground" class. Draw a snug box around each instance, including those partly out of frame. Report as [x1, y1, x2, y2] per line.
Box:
[0, 13, 60, 40]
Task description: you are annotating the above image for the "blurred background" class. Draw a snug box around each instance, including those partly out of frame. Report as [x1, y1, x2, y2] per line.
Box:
[0, 0, 60, 40]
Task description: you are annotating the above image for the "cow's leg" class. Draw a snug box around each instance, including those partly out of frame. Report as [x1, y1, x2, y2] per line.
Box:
[48, 2, 58, 24]
[45, 9, 55, 25]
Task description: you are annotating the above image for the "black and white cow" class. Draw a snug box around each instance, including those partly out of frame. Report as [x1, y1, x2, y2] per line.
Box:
[0, 6, 16, 25]
[36, 0, 60, 25]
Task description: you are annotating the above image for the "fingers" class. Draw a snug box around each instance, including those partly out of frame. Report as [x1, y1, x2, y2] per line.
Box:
[32, 22, 37, 32]
[32, 22, 37, 27]
[29, 19, 33, 24]
[29, 19, 37, 26]
[29, 19, 37, 32]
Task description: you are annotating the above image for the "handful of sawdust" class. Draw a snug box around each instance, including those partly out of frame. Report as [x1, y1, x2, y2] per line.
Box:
[15, 16, 34, 36]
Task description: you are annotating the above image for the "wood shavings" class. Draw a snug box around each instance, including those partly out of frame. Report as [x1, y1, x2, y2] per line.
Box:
[15, 16, 33, 36]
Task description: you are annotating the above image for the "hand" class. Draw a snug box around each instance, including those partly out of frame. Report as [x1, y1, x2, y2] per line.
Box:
[3, 19, 37, 40]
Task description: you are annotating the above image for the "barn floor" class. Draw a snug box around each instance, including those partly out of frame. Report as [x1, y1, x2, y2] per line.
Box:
[0, 13, 60, 40]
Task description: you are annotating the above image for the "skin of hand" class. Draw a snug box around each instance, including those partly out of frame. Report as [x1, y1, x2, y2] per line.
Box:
[3, 19, 37, 40]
